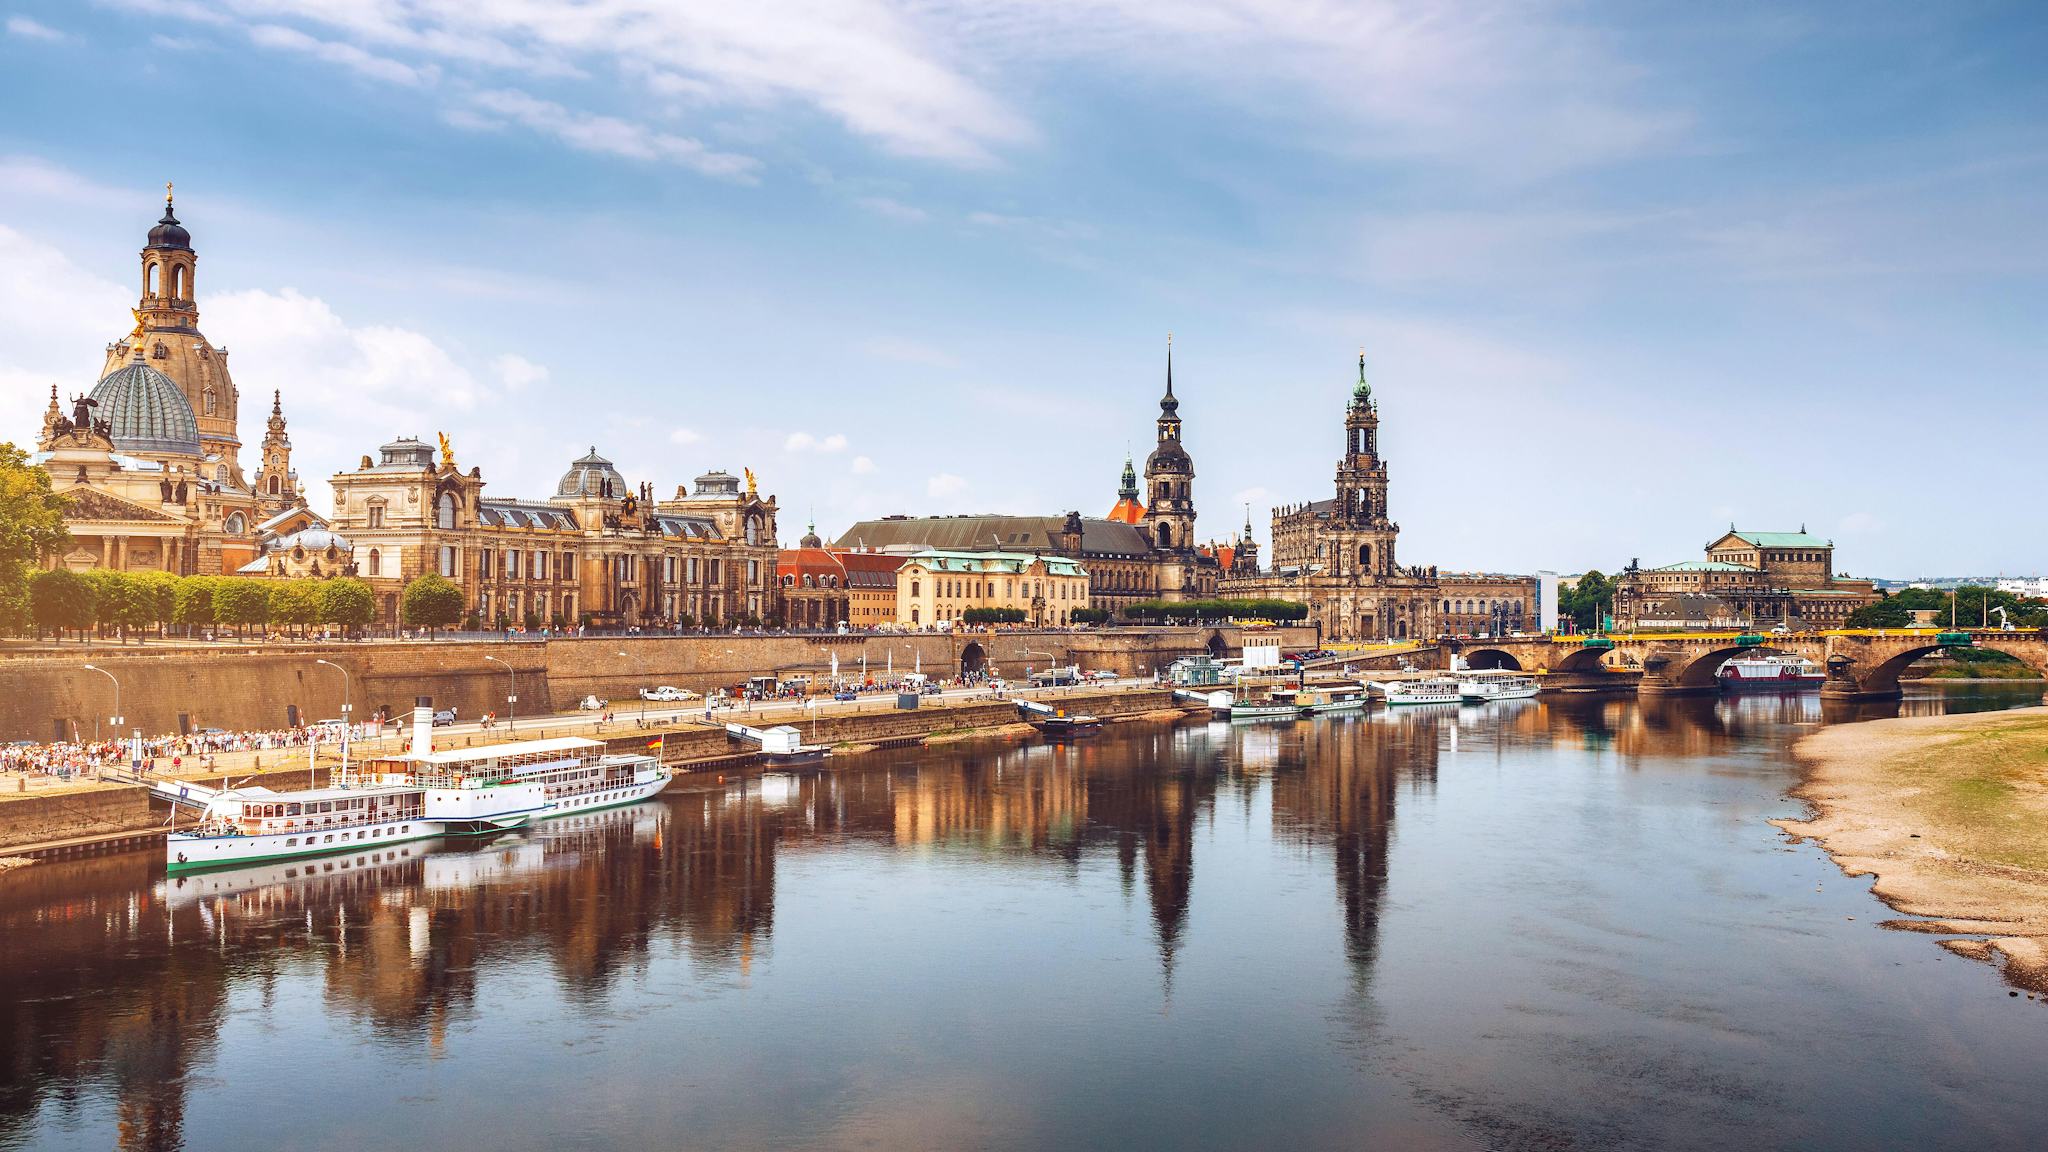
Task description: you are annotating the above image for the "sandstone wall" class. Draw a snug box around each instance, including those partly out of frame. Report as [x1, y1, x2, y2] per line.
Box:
[0, 627, 1313, 741]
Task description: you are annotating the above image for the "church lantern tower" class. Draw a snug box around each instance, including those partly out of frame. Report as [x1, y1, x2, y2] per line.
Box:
[1332, 351, 1398, 577]
[1142, 336, 1196, 553]
[103, 184, 245, 485]
[252, 389, 299, 511]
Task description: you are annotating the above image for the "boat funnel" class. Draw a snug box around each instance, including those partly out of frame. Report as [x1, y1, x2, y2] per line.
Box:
[411, 696, 434, 759]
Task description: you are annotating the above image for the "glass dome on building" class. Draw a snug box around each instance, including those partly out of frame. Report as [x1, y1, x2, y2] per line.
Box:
[556, 447, 628, 498]
[87, 360, 202, 457]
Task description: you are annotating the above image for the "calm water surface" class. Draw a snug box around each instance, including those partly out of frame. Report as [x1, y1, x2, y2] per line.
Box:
[6, 685, 2048, 1152]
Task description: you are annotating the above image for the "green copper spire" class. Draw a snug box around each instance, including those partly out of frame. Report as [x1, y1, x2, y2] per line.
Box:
[1353, 349, 1372, 404]
[1118, 454, 1139, 501]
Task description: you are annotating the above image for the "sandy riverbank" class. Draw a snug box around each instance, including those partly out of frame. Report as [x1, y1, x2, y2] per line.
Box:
[1775, 705, 2048, 990]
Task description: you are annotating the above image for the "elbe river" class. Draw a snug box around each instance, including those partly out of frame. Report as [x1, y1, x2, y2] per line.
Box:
[6, 685, 2047, 1151]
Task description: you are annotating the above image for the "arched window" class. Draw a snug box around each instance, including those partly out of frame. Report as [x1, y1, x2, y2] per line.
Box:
[146, 262, 159, 296]
[436, 491, 457, 530]
[203, 389, 217, 416]
[910, 579, 921, 598]
[1358, 543, 1371, 569]
[224, 511, 245, 535]
[267, 475, 280, 495]
[910, 607, 920, 624]
[171, 264, 186, 300]
[214, 465, 227, 483]
[1158, 523, 1173, 548]
[367, 548, 381, 576]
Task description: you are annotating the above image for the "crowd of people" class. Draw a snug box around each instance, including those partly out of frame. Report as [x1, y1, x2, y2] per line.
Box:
[1, 723, 373, 780]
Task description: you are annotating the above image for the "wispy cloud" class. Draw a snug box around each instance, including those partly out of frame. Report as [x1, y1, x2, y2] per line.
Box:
[669, 427, 705, 446]
[927, 472, 968, 500]
[856, 195, 928, 222]
[248, 23, 436, 87]
[459, 88, 760, 180]
[491, 353, 548, 391]
[5, 16, 65, 42]
[862, 337, 956, 367]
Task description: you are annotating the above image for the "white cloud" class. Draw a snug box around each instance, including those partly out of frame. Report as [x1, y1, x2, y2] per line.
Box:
[0, 225, 132, 442]
[490, 352, 548, 391]
[861, 336, 955, 367]
[248, 23, 437, 87]
[668, 426, 704, 445]
[856, 196, 928, 223]
[927, 472, 968, 500]
[784, 431, 849, 453]
[6, 16, 65, 41]
[127, 0, 1029, 164]
[850, 455, 877, 474]
[459, 88, 759, 180]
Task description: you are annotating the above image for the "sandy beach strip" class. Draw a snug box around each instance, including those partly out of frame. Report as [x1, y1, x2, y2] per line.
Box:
[1776, 705, 2048, 990]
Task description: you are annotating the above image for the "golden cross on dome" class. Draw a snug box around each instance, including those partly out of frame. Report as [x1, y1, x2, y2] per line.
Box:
[165, 181, 173, 205]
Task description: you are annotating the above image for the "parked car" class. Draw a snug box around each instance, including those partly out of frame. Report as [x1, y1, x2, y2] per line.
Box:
[1087, 670, 1119, 682]
[639, 685, 696, 702]
[431, 708, 458, 727]
[833, 690, 858, 702]
[577, 695, 606, 711]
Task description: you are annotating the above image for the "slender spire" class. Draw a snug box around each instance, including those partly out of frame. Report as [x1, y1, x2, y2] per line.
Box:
[1352, 347, 1372, 405]
[1118, 454, 1139, 500]
[1159, 332, 1180, 415]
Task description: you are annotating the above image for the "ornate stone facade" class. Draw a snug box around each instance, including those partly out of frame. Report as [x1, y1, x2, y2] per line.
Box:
[29, 190, 295, 576]
[1613, 528, 1879, 630]
[1221, 355, 1444, 642]
[328, 441, 779, 629]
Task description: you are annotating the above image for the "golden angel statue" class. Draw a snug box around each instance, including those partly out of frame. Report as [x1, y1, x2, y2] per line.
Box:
[744, 467, 758, 498]
[437, 432, 454, 468]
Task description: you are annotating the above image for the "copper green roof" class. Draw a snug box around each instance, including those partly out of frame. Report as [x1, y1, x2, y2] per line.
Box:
[1726, 530, 1830, 548]
[902, 549, 1087, 577]
[1650, 560, 1756, 572]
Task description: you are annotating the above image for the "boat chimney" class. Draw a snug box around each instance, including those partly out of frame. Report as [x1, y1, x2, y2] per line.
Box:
[411, 696, 434, 759]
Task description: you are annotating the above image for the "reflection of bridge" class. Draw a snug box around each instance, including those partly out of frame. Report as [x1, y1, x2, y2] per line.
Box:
[1444, 629, 2048, 701]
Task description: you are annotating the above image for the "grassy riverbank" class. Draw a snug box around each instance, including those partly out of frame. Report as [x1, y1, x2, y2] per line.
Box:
[1776, 706, 2048, 990]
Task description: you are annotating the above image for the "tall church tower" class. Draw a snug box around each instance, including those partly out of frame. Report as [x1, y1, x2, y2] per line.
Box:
[1332, 352, 1398, 577]
[102, 185, 244, 484]
[1143, 336, 1196, 552]
[252, 389, 299, 512]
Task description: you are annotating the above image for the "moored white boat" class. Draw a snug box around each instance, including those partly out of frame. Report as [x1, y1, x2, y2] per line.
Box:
[1231, 685, 1307, 721]
[1297, 684, 1369, 714]
[1372, 677, 1463, 706]
[164, 703, 667, 874]
[1458, 671, 1540, 703]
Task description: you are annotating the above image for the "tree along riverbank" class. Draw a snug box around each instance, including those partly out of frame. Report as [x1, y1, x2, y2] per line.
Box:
[1777, 706, 2048, 991]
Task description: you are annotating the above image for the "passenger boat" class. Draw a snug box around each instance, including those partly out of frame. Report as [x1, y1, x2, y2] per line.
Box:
[1372, 677, 1463, 706]
[163, 706, 667, 873]
[1296, 683, 1369, 714]
[1716, 654, 1823, 692]
[1226, 684, 1305, 721]
[1458, 671, 1540, 703]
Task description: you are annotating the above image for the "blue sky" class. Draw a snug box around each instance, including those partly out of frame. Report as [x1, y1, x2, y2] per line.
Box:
[1, 1, 2043, 578]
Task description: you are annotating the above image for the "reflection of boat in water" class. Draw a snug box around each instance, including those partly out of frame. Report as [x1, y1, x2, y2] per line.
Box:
[162, 840, 430, 908]
[1718, 654, 1823, 692]
[1372, 678, 1462, 706]
[1458, 671, 1540, 703]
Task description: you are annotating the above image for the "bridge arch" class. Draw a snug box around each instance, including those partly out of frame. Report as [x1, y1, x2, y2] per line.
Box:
[1835, 638, 2045, 697]
[1669, 644, 1777, 689]
[1206, 631, 1228, 659]
[1552, 646, 1614, 673]
[1462, 648, 1523, 671]
[959, 641, 987, 676]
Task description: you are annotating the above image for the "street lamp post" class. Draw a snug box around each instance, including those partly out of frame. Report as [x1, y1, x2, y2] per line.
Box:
[81, 664, 121, 745]
[622, 650, 644, 725]
[483, 654, 517, 733]
[315, 659, 352, 783]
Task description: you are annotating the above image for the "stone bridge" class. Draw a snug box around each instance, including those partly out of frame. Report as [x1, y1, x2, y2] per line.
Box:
[1444, 629, 2048, 700]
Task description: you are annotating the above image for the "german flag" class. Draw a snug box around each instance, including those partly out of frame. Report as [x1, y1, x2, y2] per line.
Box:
[646, 735, 663, 752]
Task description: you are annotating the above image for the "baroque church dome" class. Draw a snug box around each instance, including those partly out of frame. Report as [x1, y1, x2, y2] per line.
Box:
[88, 360, 202, 457]
[556, 447, 628, 498]
[147, 203, 191, 251]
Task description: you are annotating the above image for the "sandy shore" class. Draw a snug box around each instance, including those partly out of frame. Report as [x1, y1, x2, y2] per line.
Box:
[1776, 705, 2048, 990]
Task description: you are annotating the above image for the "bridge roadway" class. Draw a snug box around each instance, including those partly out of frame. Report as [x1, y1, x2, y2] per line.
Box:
[1442, 628, 2048, 701]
